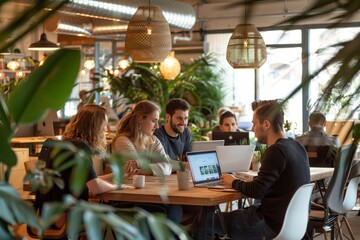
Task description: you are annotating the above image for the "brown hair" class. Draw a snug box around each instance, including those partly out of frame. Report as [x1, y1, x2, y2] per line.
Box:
[219, 111, 237, 125]
[255, 101, 284, 133]
[62, 104, 107, 150]
[113, 100, 160, 151]
[309, 111, 326, 125]
[166, 98, 190, 116]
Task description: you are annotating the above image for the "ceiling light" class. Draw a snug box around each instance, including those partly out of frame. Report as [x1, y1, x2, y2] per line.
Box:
[83, 57, 95, 70]
[28, 33, 60, 51]
[160, 51, 181, 80]
[125, 5, 172, 63]
[7, 58, 19, 71]
[226, 24, 267, 69]
[118, 56, 130, 70]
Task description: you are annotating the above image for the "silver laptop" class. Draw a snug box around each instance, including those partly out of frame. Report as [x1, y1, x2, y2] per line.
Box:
[191, 140, 225, 152]
[216, 145, 255, 173]
[186, 150, 224, 187]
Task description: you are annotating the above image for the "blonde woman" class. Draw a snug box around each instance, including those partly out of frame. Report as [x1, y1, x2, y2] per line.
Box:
[111, 100, 172, 176]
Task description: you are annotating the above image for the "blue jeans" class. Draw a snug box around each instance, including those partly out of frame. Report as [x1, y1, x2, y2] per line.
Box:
[194, 206, 276, 240]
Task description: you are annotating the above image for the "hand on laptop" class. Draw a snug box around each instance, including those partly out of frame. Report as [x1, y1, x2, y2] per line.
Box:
[221, 173, 236, 187]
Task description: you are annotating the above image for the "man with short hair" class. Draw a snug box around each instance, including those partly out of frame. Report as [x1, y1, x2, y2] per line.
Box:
[296, 111, 339, 148]
[194, 100, 310, 239]
[154, 98, 192, 160]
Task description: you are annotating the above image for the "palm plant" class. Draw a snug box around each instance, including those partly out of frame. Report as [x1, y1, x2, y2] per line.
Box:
[105, 53, 226, 127]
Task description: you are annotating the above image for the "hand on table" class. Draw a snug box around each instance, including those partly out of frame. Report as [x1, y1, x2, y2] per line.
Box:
[221, 173, 236, 187]
[124, 161, 139, 180]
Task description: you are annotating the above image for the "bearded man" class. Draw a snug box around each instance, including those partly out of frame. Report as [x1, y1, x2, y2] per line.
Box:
[154, 98, 192, 161]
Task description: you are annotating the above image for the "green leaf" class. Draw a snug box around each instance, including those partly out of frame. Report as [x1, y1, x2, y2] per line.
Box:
[7, 48, 80, 125]
[70, 150, 90, 196]
[83, 211, 103, 240]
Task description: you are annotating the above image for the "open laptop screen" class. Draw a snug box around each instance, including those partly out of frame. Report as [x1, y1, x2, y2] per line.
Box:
[212, 131, 250, 145]
[186, 150, 222, 186]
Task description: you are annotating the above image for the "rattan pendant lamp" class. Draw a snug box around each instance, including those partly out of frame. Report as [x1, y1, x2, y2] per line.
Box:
[226, 2, 267, 69]
[125, 1, 172, 63]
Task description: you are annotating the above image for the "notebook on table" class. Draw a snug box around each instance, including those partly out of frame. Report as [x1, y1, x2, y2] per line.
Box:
[186, 150, 225, 188]
[191, 140, 225, 152]
[212, 131, 250, 145]
[216, 145, 255, 173]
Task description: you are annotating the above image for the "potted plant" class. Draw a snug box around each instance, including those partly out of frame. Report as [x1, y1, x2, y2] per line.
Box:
[252, 144, 267, 171]
[176, 155, 191, 190]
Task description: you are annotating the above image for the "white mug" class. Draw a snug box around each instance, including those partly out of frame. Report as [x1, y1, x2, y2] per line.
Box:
[133, 175, 145, 189]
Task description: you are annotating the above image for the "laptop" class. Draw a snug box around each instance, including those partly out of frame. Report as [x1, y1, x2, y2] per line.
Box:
[216, 145, 255, 173]
[186, 150, 224, 188]
[192, 140, 225, 152]
[212, 131, 250, 145]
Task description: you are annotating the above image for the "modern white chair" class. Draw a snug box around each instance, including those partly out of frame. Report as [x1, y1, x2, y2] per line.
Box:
[273, 183, 315, 240]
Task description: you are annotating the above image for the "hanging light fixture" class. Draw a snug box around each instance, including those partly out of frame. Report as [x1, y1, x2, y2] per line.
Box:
[125, 2, 172, 63]
[160, 51, 181, 80]
[7, 58, 20, 71]
[226, 2, 267, 69]
[118, 56, 130, 70]
[29, 23, 59, 51]
[83, 56, 95, 70]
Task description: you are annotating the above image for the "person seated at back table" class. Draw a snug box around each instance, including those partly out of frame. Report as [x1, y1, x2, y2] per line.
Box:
[35, 104, 135, 230]
[296, 111, 340, 155]
[193, 100, 310, 240]
[110, 100, 182, 223]
[212, 110, 242, 133]
[153, 98, 192, 161]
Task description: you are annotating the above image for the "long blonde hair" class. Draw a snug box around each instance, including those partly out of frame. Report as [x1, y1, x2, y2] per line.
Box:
[62, 104, 107, 151]
[113, 100, 160, 151]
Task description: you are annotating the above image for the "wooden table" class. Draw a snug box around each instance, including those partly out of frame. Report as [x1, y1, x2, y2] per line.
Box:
[11, 136, 61, 156]
[98, 174, 242, 206]
[11, 135, 61, 144]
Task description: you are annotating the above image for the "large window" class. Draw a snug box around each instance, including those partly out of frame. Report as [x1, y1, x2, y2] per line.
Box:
[309, 27, 360, 120]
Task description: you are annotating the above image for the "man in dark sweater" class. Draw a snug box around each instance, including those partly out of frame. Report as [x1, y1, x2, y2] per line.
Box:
[154, 98, 192, 160]
[194, 100, 310, 239]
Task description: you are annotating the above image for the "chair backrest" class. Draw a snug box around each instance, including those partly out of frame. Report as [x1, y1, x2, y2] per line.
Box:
[305, 145, 337, 167]
[273, 183, 315, 240]
[325, 144, 358, 214]
[342, 160, 360, 212]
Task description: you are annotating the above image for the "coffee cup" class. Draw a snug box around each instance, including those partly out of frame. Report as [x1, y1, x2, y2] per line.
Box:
[133, 175, 145, 189]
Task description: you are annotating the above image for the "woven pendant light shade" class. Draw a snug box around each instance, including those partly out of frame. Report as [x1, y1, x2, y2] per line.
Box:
[226, 24, 267, 69]
[125, 6, 172, 63]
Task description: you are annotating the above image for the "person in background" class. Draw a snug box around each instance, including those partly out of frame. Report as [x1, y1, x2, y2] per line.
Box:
[77, 89, 89, 111]
[36, 105, 134, 230]
[193, 101, 310, 239]
[110, 100, 182, 223]
[212, 110, 241, 133]
[154, 98, 192, 160]
[296, 111, 339, 148]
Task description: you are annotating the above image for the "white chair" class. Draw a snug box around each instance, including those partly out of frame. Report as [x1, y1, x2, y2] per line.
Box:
[273, 183, 315, 240]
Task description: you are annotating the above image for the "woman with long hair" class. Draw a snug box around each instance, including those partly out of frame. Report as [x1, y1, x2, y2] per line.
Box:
[111, 100, 172, 176]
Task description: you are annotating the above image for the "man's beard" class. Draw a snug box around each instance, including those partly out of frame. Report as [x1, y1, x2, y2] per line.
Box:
[170, 120, 184, 134]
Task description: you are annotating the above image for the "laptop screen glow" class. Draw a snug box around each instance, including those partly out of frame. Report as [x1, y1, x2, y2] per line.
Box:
[186, 150, 222, 185]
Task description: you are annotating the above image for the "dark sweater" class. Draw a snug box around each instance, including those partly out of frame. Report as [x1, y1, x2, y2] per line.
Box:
[35, 139, 97, 209]
[232, 138, 310, 234]
[153, 125, 192, 160]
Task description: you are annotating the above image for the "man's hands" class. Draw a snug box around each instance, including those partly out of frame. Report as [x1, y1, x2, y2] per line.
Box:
[221, 173, 236, 187]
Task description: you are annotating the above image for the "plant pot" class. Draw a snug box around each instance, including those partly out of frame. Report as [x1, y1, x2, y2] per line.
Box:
[252, 162, 261, 171]
[177, 170, 191, 190]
